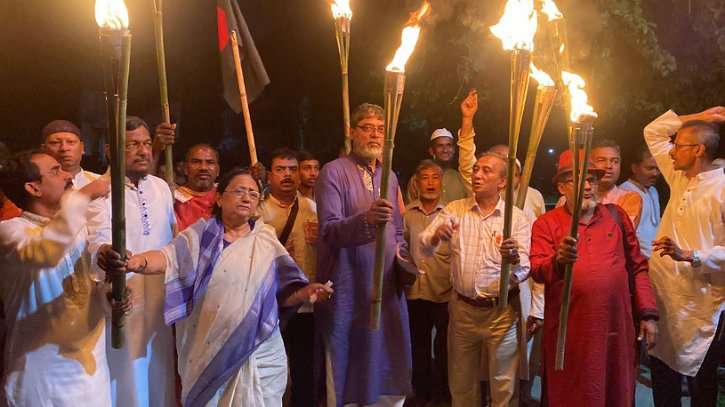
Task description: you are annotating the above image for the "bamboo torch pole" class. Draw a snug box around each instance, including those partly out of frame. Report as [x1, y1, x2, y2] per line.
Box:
[230, 30, 258, 165]
[555, 70, 598, 370]
[96, 0, 132, 349]
[489, 0, 538, 308]
[516, 67, 557, 208]
[151, 0, 174, 186]
[370, 1, 430, 330]
[330, 1, 352, 154]
[555, 119, 594, 370]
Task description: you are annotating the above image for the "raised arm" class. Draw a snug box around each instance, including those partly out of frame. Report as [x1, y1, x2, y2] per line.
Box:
[0, 191, 89, 267]
[458, 89, 478, 192]
[0, 179, 108, 267]
[644, 107, 725, 184]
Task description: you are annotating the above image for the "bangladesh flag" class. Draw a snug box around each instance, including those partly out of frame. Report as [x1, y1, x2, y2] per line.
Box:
[216, 0, 270, 112]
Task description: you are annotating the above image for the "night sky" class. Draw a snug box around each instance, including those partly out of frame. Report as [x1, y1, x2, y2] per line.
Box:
[0, 0, 713, 199]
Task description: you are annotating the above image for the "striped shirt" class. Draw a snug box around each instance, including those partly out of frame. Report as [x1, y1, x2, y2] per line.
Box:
[419, 196, 531, 299]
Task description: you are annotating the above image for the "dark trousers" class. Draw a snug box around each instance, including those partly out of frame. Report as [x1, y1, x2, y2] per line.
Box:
[651, 316, 724, 407]
[282, 312, 314, 407]
[407, 299, 450, 402]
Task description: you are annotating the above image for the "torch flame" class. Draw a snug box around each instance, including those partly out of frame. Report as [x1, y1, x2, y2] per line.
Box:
[540, 0, 563, 21]
[490, 0, 538, 51]
[530, 63, 555, 87]
[385, 1, 431, 72]
[330, 0, 352, 20]
[562, 71, 598, 123]
[95, 0, 129, 30]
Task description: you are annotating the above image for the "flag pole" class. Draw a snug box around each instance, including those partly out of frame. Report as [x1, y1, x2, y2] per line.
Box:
[230, 30, 258, 166]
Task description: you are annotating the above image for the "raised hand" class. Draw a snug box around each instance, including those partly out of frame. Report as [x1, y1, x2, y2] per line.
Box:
[460, 89, 479, 119]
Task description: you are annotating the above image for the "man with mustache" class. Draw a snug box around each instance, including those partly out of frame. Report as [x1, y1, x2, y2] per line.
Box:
[0, 150, 117, 406]
[258, 147, 318, 407]
[173, 144, 220, 231]
[530, 150, 658, 406]
[619, 146, 662, 258]
[643, 107, 725, 407]
[556, 139, 643, 228]
[88, 116, 178, 407]
[41, 120, 100, 189]
[315, 103, 412, 407]
[419, 152, 530, 407]
[298, 150, 320, 200]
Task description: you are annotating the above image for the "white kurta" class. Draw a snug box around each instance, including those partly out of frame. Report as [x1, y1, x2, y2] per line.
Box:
[72, 169, 101, 189]
[87, 174, 177, 407]
[644, 110, 725, 376]
[0, 192, 110, 406]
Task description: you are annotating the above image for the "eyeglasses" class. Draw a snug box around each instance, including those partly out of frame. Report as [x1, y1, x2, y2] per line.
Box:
[356, 124, 385, 134]
[224, 187, 261, 200]
[672, 143, 699, 151]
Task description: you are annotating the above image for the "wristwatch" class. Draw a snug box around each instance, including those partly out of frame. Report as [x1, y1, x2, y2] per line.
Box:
[690, 251, 702, 268]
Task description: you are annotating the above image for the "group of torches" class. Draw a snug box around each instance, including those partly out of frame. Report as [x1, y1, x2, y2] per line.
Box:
[95, 0, 592, 370]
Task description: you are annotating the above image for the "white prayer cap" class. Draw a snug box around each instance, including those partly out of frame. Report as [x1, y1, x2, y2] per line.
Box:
[430, 128, 453, 141]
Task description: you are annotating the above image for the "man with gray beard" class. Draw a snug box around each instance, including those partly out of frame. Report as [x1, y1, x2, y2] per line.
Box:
[314, 103, 412, 407]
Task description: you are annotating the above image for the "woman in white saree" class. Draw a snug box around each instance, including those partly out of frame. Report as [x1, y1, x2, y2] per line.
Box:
[115, 169, 332, 407]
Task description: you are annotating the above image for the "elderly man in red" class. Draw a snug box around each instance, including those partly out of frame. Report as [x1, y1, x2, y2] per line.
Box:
[530, 150, 659, 406]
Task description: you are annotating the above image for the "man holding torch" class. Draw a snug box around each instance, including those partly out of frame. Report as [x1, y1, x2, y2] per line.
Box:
[88, 116, 178, 407]
[418, 152, 530, 407]
[530, 150, 658, 406]
[314, 103, 411, 407]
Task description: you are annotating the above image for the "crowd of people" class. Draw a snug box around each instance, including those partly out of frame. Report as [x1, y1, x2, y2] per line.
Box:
[0, 92, 723, 407]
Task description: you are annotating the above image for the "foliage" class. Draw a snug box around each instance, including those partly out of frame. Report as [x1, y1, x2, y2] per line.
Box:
[380, 0, 725, 182]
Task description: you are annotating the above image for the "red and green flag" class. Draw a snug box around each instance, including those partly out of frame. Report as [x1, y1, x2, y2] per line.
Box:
[216, 0, 270, 112]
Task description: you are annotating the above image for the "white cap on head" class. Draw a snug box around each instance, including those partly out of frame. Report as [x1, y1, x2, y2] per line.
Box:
[430, 128, 454, 141]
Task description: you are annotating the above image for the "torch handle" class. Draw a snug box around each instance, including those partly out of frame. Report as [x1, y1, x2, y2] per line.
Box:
[342, 71, 351, 154]
[152, 0, 175, 187]
[111, 32, 132, 349]
[555, 123, 594, 370]
[334, 19, 352, 155]
[230, 31, 258, 166]
[370, 72, 405, 330]
[499, 49, 531, 309]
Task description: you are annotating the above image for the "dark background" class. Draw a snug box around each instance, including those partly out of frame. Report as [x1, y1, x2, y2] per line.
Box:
[1, 0, 724, 200]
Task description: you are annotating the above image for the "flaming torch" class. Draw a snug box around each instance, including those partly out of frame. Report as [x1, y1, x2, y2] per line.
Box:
[96, 0, 131, 349]
[490, 0, 538, 308]
[330, 0, 353, 154]
[151, 0, 174, 186]
[516, 64, 557, 208]
[555, 71, 598, 370]
[370, 1, 430, 330]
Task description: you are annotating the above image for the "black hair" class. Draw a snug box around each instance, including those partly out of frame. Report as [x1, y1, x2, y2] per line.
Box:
[297, 150, 318, 163]
[269, 147, 299, 167]
[125, 116, 151, 133]
[0, 150, 45, 210]
[211, 167, 257, 218]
